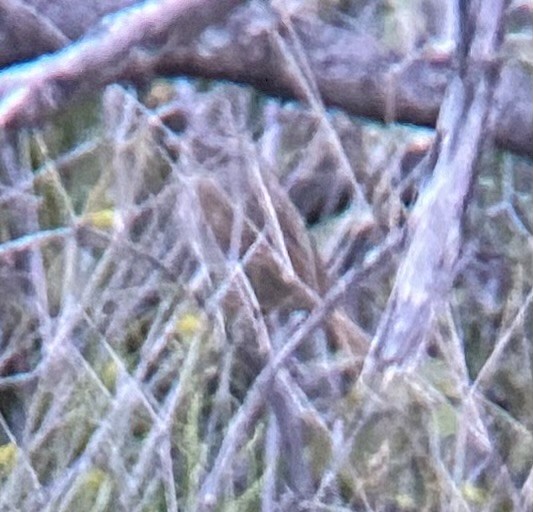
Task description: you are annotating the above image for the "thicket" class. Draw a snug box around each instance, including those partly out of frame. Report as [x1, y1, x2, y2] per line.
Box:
[0, 1, 531, 510]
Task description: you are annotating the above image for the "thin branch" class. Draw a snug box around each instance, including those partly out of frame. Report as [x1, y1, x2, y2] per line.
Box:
[196, 234, 401, 507]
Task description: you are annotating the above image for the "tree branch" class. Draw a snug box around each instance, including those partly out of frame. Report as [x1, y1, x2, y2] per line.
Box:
[0, 1, 530, 157]
[0, 0, 245, 126]
[362, 0, 511, 375]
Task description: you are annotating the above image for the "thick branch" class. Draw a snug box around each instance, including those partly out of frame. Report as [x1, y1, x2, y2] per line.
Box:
[0, 0, 71, 66]
[363, 0, 511, 374]
[0, 1, 530, 158]
[160, 5, 531, 157]
[0, 0, 244, 126]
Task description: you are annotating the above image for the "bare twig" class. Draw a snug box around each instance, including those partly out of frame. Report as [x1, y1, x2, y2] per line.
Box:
[196, 226, 403, 507]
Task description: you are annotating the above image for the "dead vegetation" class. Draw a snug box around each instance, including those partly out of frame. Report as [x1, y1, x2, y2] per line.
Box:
[0, 1, 532, 510]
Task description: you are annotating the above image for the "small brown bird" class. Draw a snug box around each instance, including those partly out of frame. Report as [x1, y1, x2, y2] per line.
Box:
[194, 172, 369, 360]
